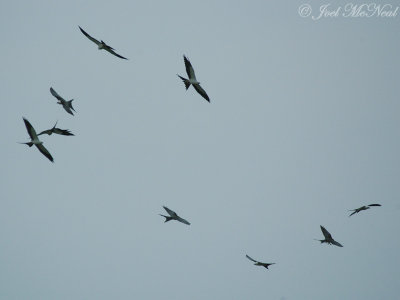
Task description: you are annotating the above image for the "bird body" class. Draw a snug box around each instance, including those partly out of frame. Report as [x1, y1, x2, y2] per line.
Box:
[98, 41, 106, 50]
[79, 26, 128, 60]
[177, 55, 210, 102]
[349, 204, 381, 217]
[316, 225, 343, 247]
[20, 118, 54, 162]
[50, 87, 75, 116]
[246, 254, 275, 269]
[159, 206, 190, 225]
[38, 121, 74, 136]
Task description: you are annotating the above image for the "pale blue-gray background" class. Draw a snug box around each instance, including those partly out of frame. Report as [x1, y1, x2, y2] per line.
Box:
[1, 1, 399, 299]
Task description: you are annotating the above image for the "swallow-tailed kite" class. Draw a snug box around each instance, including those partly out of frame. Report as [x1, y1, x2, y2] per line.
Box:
[348, 204, 381, 217]
[38, 121, 74, 136]
[20, 117, 54, 162]
[315, 225, 343, 247]
[177, 55, 210, 102]
[50, 87, 75, 116]
[159, 206, 190, 225]
[246, 254, 275, 269]
[79, 26, 128, 60]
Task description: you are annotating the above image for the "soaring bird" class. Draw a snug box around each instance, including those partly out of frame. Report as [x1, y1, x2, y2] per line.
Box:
[38, 121, 74, 136]
[245, 254, 275, 269]
[159, 206, 190, 225]
[79, 26, 128, 60]
[177, 55, 210, 102]
[316, 225, 343, 247]
[50, 87, 76, 116]
[349, 204, 382, 217]
[20, 117, 54, 162]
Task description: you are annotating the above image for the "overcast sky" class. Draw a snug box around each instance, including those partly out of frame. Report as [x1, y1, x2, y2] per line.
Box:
[1, 1, 400, 299]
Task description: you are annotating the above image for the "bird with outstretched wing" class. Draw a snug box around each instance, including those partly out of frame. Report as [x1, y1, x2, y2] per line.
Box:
[38, 121, 74, 136]
[50, 87, 76, 116]
[349, 204, 381, 217]
[177, 55, 210, 102]
[159, 206, 190, 225]
[79, 26, 128, 60]
[20, 117, 54, 162]
[316, 225, 343, 247]
[246, 254, 275, 269]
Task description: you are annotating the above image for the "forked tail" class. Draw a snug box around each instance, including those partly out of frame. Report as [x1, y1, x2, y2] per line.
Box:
[177, 75, 191, 90]
[159, 214, 173, 222]
[19, 142, 33, 147]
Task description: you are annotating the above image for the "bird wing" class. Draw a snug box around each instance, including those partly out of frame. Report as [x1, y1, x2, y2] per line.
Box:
[79, 26, 100, 45]
[35, 143, 54, 162]
[193, 84, 210, 102]
[348, 210, 357, 217]
[163, 206, 177, 218]
[368, 204, 382, 207]
[104, 47, 128, 60]
[261, 263, 275, 268]
[331, 240, 343, 247]
[63, 104, 74, 116]
[50, 87, 64, 101]
[183, 55, 196, 80]
[320, 226, 333, 240]
[23, 118, 38, 140]
[37, 129, 52, 136]
[53, 128, 74, 136]
[245, 255, 259, 263]
[176, 216, 190, 225]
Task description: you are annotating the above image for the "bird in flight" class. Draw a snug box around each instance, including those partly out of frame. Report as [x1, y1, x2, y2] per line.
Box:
[20, 117, 54, 162]
[159, 206, 190, 225]
[50, 87, 76, 116]
[245, 254, 275, 269]
[315, 225, 343, 247]
[177, 55, 210, 102]
[37, 121, 74, 136]
[79, 26, 128, 60]
[348, 204, 381, 217]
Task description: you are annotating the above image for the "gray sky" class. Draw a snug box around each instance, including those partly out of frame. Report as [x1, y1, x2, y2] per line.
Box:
[1, 1, 400, 299]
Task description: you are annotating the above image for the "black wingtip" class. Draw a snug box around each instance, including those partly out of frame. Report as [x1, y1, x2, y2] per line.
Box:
[22, 117, 32, 129]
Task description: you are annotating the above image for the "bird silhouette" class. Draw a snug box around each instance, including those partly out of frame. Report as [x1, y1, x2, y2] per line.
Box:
[79, 26, 128, 60]
[349, 204, 381, 217]
[177, 55, 210, 102]
[246, 254, 275, 269]
[315, 225, 343, 247]
[159, 206, 190, 225]
[37, 121, 74, 136]
[50, 87, 76, 116]
[20, 117, 54, 162]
